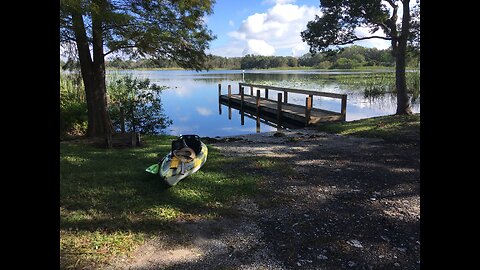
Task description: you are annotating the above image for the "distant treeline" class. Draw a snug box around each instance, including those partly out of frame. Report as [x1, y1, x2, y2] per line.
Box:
[61, 46, 419, 70]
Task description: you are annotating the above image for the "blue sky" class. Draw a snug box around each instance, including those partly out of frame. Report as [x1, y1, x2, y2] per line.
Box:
[205, 0, 391, 57]
[60, 0, 396, 60]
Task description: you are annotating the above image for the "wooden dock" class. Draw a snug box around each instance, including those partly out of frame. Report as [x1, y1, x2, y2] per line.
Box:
[218, 83, 347, 128]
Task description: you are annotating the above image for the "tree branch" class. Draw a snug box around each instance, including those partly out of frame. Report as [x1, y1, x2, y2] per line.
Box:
[103, 45, 138, 57]
[337, 35, 391, 46]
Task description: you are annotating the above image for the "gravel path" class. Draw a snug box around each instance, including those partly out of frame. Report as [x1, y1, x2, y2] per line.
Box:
[112, 128, 420, 269]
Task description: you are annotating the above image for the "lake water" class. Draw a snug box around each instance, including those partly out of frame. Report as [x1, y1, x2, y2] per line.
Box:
[110, 69, 420, 137]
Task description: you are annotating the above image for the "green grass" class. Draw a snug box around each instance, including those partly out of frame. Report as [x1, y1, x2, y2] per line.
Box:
[60, 115, 419, 268]
[316, 113, 420, 142]
[60, 135, 263, 269]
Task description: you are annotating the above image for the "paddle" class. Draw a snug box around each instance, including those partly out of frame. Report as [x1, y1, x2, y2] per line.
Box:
[145, 164, 159, 174]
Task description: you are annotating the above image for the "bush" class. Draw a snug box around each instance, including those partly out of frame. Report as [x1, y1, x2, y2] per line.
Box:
[60, 102, 88, 137]
[406, 71, 420, 104]
[316, 61, 332, 69]
[60, 71, 87, 137]
[332, 58, 362, 69]
[107, 73, 172, 134]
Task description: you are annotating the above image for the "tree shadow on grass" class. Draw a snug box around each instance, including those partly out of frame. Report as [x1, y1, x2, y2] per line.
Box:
[60, 133, 420, 269]
[60, 138, 264, 268]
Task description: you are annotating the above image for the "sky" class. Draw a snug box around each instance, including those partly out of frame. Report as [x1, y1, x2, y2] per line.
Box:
[61, 0, 412, 60]
[205, 0, 392, 57]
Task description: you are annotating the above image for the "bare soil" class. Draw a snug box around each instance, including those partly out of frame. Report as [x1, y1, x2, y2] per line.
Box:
[110, 128, 420, 269]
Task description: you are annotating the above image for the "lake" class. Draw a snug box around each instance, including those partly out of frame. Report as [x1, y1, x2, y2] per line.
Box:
[110, 69, 420, 137]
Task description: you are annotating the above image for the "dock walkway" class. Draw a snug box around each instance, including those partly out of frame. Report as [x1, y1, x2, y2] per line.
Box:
[219, 83, 347, 127]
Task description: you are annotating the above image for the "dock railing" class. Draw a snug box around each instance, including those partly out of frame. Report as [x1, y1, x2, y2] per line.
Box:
[238, 82, 347, 122]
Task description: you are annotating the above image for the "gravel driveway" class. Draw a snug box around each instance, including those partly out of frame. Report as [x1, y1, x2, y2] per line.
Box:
[112, 128, 420, 269]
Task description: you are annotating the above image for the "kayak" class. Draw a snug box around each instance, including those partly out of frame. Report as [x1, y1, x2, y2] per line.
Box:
[146, 135, 208, 187]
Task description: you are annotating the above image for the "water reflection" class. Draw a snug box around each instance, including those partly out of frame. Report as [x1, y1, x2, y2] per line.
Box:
[110, 69, 420, 136]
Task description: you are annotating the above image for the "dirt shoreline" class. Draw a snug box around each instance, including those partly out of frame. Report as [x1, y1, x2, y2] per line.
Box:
[111, 128, 420, 269]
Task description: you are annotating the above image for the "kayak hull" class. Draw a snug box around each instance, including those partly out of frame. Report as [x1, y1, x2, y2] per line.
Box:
[159, 142, 208, 186]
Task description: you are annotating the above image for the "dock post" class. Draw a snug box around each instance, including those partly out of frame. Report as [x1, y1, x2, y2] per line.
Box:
[341, 94, 347, 121]
[265, 88, 269, 99]
[277, 93, 282, 128]
[309, 94, 313, 108]
[256, 116, 260, 133]
[283, 91, 288, 103]
[241, 102, 245, 126]
[218, 83, 222, 115]
[305, 96, 312, 126]
[240, 86, 244, 114]
[256, 90, 261, 131]
[256, 89, 261, 116]
[250, 86, 254, 96]
[228, 85, 231, 106]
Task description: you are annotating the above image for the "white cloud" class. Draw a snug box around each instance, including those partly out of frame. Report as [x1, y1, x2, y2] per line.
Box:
[262, 0, 296, 5]
[228, 20, 235, 27]
[242, 39, 276, 56]
[228, 31, 246, 40]
[209, 43, 245, 57]
[353, 27, 391, 49]
[210, 0, 408, 57]
[166, 85, 195, 97]
[215, 2, 321, 56]
[196, 107, 213, 116]
[291, 43, 308, 57]
[178, 116, 190, 122]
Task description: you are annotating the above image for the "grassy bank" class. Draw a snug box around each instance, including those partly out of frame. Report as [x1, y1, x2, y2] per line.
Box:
[316, 113, 420, 142]
[60, 136, 278, 269]
[60, 114, 419, 268]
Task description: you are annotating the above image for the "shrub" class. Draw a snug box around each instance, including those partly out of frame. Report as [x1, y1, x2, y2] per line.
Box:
[60, 71, 87, 137]
[107, 73, 172, 134]
[332, 58, 361, 69]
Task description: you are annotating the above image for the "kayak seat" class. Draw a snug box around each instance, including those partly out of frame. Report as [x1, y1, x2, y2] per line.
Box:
[178, 135, 202, 155]
[171, 138, 188, 155]
[173, 147, 196, 162]
[170, 156, 180, 169]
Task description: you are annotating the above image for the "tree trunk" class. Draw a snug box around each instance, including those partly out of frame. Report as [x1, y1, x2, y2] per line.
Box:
[91, 0, 113, 139]
[395, 43, 412, 115]
[70, 0, 113, 139]
[71, 11, 96, 137]
[395, 0, 413, 115]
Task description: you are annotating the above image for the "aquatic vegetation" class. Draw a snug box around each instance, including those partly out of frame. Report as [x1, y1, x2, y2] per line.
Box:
[336, 71, 420, 103]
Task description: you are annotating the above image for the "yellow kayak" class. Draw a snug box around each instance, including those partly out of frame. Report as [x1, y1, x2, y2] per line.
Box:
[146, 135, 208, 187]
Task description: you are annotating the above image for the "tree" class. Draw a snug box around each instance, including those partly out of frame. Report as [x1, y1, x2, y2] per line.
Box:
[301, 0, 420, 115]
[286, 57, 298, 67]
[60, 0, 215, 138]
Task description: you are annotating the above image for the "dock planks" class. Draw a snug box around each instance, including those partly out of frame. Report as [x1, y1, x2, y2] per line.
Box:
[219, 94, 344, 126]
